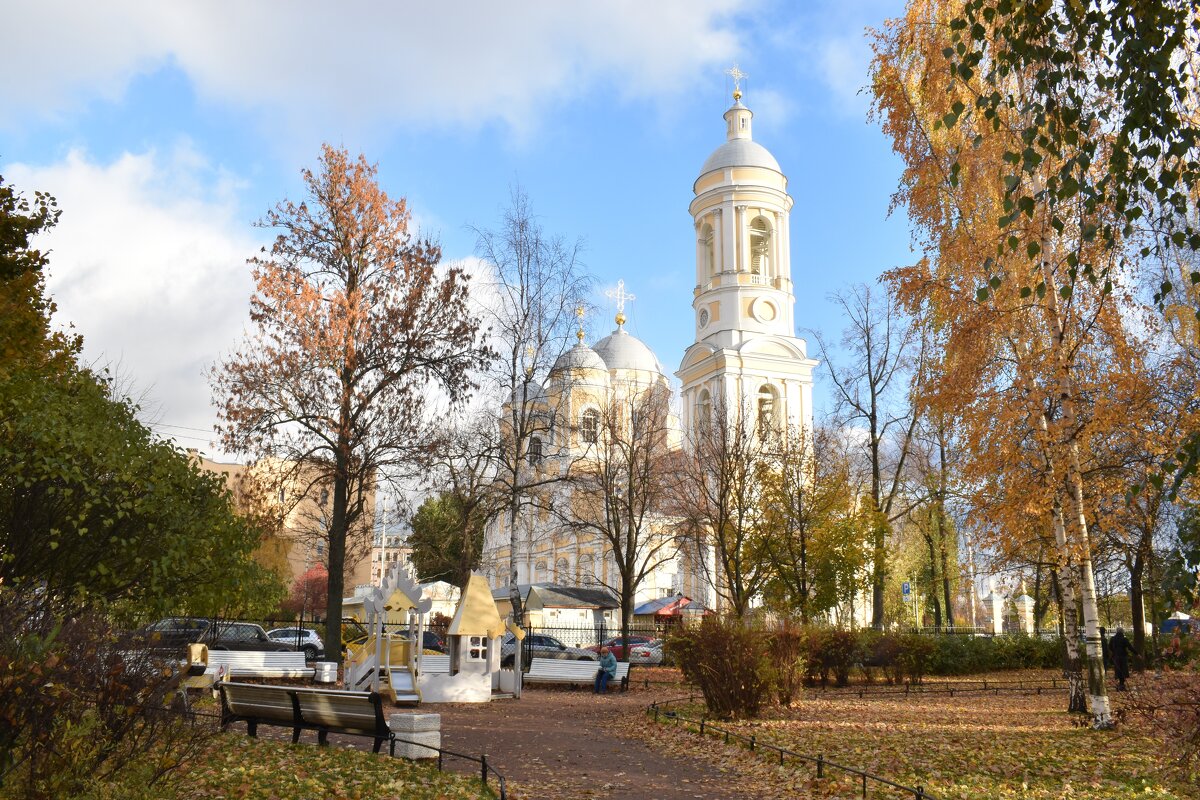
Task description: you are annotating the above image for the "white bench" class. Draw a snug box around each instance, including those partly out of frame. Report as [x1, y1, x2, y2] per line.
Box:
[218, 682, 395, 754]
[206, 650, 314, 680]
[418, 655, 450, 674]
[523, 657, 631, 691]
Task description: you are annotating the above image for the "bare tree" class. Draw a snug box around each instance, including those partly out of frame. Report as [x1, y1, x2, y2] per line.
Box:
[674, 396, 771, 617]
[212, 146, 489, 654]
[813, 283, 923, 628]
[559, 383, 677, 655]
[471, 188, 592, 625]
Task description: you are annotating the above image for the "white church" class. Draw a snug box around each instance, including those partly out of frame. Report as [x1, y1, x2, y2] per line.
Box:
[480, 80, 818, 614]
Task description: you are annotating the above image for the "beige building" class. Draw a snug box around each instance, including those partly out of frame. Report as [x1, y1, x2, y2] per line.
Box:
[196, 454, 374, 591]
[481, 86, 815, 613]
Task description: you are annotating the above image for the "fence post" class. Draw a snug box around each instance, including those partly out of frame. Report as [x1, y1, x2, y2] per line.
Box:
[699, 719, 705, 735]
[915, 784, 925, 799]
[481, 754, 488, 788]
[862, 773, 867, 798]
[750, 735, 756, 752]
[654, 705, 659, 723]
[817, 754, 824, 778]
[437, 749, 443, 772]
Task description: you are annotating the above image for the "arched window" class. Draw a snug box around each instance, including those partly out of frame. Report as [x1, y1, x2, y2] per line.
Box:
[534, 559, 548, 584]
[697, 389, 712, 431]
[750, 217, 771, 275]
[555, 557, 570, 583]
[577, 553, 596, 585]
[581, 409, 600, 444]
[701, 223, 715, 278]
[757, 384, 778, 436]
[528, 436, 543, 465]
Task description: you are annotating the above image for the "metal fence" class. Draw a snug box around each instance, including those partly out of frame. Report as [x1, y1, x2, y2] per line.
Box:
[648, 694, 936, 799]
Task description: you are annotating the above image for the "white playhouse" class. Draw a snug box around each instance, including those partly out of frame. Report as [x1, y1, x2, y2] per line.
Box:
[416, 572, 509, 703]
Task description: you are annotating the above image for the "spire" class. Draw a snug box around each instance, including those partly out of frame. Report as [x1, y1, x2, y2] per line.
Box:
[725, 63, 747, 102]
[722, 64, 753, 141]
[575, 304, 586, 343]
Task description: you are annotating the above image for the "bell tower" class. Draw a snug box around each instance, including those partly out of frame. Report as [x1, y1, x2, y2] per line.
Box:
[677, 76, 817, 439]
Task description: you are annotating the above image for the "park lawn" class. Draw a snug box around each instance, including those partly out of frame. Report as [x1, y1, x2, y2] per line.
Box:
[163, 734, 493, 800]
[624, 671, 1191, 800]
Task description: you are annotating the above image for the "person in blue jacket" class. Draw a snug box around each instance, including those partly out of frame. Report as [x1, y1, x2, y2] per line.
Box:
[594, 646, 617, 694]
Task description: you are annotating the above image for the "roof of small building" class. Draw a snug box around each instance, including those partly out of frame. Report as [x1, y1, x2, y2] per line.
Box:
[447, 573, 505, 638]
[493, 583, 619, 609]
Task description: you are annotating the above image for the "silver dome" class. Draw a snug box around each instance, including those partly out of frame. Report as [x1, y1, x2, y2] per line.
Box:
[550, 342, 608, 374]
[592, 328, 665, 374]
[700, 138, 781, 175]
[511, 379, 547, 405]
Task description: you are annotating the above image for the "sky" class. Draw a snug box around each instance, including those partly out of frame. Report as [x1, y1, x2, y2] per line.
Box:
[1, 0, 915, 459]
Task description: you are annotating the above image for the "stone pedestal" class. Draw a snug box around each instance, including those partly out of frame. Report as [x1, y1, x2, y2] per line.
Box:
[1014, 594, 1035, 635]
[314, 661, 338, 683]
[389, 712, 441, 760]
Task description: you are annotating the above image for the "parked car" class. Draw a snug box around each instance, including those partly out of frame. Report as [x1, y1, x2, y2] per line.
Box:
[133, 617, 212, 655]
[390, 629, 446, 653]
[500, 632, 598, 667]
[586, 635, 657, 660]
[628, 639, 665, 665]
[207, 622, 296, 653]
[267, 627, 325, 660]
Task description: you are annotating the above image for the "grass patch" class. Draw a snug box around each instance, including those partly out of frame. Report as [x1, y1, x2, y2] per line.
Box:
[628, 670, 1190, 800]
[161, 734, 493, 800]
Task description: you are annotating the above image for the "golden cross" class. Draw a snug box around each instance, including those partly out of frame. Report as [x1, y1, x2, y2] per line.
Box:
[725, 63, 748, 95]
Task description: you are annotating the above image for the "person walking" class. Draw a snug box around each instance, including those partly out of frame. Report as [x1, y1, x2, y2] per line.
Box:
[1109, 628, 1137, 690]
[594, 646, 617, 694]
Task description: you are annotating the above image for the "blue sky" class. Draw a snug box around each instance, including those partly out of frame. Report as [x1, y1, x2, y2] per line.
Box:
[1, 0, 913, 456]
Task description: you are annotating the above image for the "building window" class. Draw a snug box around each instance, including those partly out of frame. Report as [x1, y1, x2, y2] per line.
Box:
[750, 217, 771, 275]
[555, 557, 570, 583]
[528, 436, 543, 465]
[319, 488, 329, 507]
[697, 389, 712, 431]
[577, 554, 595, 585]
[534, 560, 548, 583]
[757, 384, 777, 436]
[701, 223, 715, 277]
[581, 409, 599, 444]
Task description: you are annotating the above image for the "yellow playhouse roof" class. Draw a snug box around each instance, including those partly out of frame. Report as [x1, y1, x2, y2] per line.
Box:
[447, 573, 506, 638]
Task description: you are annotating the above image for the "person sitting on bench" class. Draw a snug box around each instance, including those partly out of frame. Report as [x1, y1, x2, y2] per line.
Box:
[594, 647, 617, 694]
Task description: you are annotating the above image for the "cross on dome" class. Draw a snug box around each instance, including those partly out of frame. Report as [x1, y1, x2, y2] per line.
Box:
[605, 279, 636, 327]
[725, 63, 748, 100]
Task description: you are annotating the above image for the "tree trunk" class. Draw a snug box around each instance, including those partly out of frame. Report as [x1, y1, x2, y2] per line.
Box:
[1129, 547, 1146, 672]
[1051, 502, 1088, 715]
[325, 454, 349, 661]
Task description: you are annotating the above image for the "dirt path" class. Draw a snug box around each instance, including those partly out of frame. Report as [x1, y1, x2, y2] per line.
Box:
[435, 687, 744, 800]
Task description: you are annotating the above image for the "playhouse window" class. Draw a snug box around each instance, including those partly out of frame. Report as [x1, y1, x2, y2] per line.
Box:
[469, 635, 485, 660]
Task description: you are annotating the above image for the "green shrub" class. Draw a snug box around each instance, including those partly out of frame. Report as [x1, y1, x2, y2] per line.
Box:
[667, 617, 772, 719]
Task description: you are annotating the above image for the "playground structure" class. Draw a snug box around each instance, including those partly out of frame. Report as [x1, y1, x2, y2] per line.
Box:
[343, 562, 430, 705]
[416, 572, 510, 703]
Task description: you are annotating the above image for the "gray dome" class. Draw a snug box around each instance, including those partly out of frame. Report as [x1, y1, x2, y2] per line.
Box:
[592, 328, 664, 374]
[700, 138, 781, 175]
[551, 342, 608, 374]
[511, 379, 546, 405]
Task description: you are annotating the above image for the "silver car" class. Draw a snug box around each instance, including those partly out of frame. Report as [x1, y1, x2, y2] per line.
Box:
[266, 627, 324, 660]
[500, 632, 598, 667]
[628, 639, 664, 665]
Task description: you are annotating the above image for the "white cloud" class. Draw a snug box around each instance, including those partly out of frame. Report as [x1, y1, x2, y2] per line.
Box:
[819, 34, 872, 115]
[1, 1, 746, 136]
[8, 147, 263, 452]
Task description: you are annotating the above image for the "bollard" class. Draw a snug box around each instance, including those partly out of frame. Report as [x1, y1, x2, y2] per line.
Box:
[817, 754, 824, 778]
[481, 754, 488, 788]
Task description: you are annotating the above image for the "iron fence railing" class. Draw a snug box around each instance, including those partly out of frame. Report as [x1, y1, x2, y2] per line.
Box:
[648, 694, 937, 800]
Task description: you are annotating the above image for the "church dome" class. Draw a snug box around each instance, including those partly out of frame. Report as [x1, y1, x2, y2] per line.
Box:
[700, 138, 781, 175]
[551, 342, 608, 374]
[511, 379, 547, 406]
[592, 327, 665, 374]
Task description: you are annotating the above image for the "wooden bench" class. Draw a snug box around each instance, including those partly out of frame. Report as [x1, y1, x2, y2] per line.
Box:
[206, 651, 314, 680]
[523, 657, 630, 691]
[218, 682, 394, 754]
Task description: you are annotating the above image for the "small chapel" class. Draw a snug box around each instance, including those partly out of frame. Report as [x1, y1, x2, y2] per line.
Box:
[480, 79, 818, 614]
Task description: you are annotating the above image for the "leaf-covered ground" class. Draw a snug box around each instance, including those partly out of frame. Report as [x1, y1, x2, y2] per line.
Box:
[616, 670, 1192, 800]
[164, 734, 493, 800]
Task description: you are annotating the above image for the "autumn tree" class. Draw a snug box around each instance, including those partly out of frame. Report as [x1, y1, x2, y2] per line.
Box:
[813, 283, 924, 628]
[212, 145, 489, 655]
[560, 382, 677, 655]
[675, 397, 771, 617]
[471, 188, 590, 624]
[760, 425, 871, 623]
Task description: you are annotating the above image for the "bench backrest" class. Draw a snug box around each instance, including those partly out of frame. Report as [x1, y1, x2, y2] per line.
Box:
[293, 688, 384, 734]
[220, 683, 296, 724]
[527, 657, 630, 679]
[208, 651, 307, 669]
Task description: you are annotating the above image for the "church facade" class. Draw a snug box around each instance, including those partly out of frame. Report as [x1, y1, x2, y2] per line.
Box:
[480, 85, 817, 614]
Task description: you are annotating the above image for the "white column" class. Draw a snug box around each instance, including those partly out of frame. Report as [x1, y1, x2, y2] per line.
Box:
[737, 205, 750, 273]
[694, 221, 704, 285]
[714, 207, 725, 273]
[722, 203, 736, 272]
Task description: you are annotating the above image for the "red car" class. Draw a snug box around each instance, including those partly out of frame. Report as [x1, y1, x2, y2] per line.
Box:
[586, 635, 657, 660]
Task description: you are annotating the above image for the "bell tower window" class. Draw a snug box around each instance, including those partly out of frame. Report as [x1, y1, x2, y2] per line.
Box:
[701, 223, 715, 278]
[696, 389, 712, 431]
[528, 436, 543, 465]
[757, 385, 777, 436]
[750, 217, 771, 276]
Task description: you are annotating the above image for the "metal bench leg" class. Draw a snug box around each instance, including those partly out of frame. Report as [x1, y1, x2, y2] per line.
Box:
[292, 727, 302, 744]
[372, 737, 383, 754]
[247, 721, 258, 738]
[318, 730, 329, 747]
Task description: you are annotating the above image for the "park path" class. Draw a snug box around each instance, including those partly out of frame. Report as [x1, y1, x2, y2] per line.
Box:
[434, 687, 745, 800]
